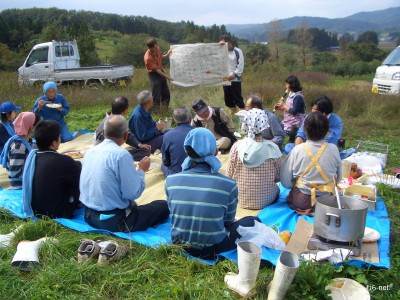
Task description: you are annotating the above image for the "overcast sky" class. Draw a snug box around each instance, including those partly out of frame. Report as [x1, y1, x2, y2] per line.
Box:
[0, 0, 398, 25]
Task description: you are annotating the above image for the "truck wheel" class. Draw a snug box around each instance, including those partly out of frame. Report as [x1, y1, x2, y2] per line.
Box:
[87, 81, 101, 90]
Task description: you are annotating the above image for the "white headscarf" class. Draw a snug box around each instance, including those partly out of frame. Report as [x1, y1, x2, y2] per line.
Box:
[241, 108, 269, 139]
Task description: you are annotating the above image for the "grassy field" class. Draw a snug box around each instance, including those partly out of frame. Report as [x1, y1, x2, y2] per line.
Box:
[0, 69, 399, 299]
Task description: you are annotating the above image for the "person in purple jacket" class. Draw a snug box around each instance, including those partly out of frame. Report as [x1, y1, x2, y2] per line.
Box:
[33, 81, 72, 142]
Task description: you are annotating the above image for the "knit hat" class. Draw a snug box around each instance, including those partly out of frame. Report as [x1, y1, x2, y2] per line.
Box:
[14, 112, 36, 136]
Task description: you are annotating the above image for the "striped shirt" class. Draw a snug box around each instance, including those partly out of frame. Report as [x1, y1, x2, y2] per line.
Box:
[165, 163, 238, 248]
[6, 140, 29, 189]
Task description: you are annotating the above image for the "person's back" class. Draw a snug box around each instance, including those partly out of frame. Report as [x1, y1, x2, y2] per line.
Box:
[80, 115, 168, 232]
[161, 107, 194, 176]
[28, 120, 81, 219]
[280, 112, 341, 215]
[32, 150, 81, 218]
[226, 108, 282, 209]
[166, 127, 260, 259]
[166, 164, 237, 247]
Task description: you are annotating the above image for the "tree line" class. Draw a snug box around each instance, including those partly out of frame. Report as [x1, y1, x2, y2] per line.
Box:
[0, 8, 237, 70]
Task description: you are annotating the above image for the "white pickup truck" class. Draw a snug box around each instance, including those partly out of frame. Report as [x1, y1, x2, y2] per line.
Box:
[372, 46, 400, 95]
[18, 40, 133, 87]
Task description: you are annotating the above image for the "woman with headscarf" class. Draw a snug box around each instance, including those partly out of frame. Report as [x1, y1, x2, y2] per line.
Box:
[0, 112, 38, 189]
[226, 108, 282, 210]
[33, 81, 73, 142]
[0, 101, 22, 153]
[165, 127, 260, 259]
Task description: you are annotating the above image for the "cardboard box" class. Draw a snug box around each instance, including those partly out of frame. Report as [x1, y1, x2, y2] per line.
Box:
[344, 185, 376, 210]
[285, 218, 379, 264]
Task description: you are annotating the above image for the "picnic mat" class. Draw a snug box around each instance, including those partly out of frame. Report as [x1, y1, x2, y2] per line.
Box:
[0, 133, 391, 268]
[0, 184, 391, 268]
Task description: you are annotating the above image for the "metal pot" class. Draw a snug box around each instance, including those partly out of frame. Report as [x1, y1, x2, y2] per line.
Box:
[314, 195, 368, 243]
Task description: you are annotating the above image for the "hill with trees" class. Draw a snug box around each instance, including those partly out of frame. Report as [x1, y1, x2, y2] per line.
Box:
[0, 8, 236, 70]
[225, 6, 400, 42]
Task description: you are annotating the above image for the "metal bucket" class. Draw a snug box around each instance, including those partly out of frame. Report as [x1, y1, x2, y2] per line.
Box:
[314, 195, 368, 243]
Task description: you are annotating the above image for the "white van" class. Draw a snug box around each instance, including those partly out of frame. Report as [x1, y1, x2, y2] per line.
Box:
[372, 46, 400, 95]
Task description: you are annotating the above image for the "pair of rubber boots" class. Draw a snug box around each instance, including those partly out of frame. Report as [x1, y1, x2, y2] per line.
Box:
[224, 242, 299, 299]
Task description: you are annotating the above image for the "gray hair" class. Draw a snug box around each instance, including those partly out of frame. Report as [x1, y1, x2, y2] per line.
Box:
[248, 93, 263, 109]
[104, 115, 128, 139]
[173, 107, 191, 124]
[137, 90, 153, 105]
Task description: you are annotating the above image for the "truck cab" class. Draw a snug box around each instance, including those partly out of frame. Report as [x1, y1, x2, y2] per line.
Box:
[372, 46, 400, 95]
[18, 41, 80, 85]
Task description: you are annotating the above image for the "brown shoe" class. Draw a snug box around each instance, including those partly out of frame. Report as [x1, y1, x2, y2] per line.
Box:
[98, 241, 128, 265]
[77, 239, 101, 263]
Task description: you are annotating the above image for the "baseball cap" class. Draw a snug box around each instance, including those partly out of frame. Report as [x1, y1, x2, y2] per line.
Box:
[192, 99, 208, 115]
[0, 101, 22, 114]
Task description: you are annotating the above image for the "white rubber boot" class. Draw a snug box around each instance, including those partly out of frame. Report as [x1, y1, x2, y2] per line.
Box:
[0, 224, 24, 249]
[267, 251, 300, 300]
[11, 237, 58, 271]
[224, 241, 262, 297]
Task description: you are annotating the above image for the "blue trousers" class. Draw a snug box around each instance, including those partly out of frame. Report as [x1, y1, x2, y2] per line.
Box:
[177, 216, 262, 260]
[60, 124, 73, 143]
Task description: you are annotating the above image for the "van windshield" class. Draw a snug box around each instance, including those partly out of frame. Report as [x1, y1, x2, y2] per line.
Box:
[382, 47, 400, 66]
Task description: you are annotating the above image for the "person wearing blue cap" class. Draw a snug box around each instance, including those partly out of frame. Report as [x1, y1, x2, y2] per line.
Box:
[165, 127, 260, 259]
[33, 81, 73, 142]
[0, 101, 22, 153]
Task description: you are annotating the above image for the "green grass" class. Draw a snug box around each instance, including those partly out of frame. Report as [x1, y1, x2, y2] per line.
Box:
[1, 68, 399, 299]
[95, 38, 118, 64]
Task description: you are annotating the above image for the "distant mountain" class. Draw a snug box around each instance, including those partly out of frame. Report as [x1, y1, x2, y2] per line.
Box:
[226, 7, 400, 42]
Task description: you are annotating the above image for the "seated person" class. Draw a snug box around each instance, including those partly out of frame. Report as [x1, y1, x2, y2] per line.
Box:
[1, 112, 39, 189]
[165, 127, 260, 260]
[33, 81, 73, 142]
[280, 112, 341, 215]
[22, 120, 82, 219]
[0, 101, 22, 153]
[161, 107, 194, 177]
[274, 75, 306, 134]
[283, 125, 299, 154]
[80, 115, 169, 232]
[245, 93, 285, 149]
[191, 99, 236, 151]
[226, 108, 282, 209]
[295, 95, 342, 146]
[128, 90, 166, 153]
[95, 95, 151, 161]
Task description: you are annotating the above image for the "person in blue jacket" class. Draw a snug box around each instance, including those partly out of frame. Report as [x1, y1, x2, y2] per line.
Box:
[33, 81, 73, 142]
[128, 90, 166, 152]
[0, 101, 22, 153]
[294, 95, 342, 147]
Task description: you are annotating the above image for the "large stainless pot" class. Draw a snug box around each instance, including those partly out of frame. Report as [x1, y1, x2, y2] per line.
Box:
[314, 195, 368, 243]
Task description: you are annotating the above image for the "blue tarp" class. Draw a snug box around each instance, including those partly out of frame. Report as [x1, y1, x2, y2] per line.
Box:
[0, 185, 390, 268]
